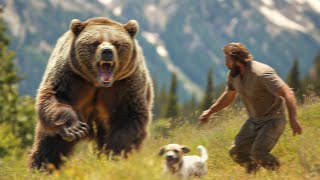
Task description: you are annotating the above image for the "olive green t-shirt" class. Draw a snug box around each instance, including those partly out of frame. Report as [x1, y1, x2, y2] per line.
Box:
[226, 61, 286, 123]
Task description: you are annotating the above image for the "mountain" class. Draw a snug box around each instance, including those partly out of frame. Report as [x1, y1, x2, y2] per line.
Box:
[2, 0, 320, 102]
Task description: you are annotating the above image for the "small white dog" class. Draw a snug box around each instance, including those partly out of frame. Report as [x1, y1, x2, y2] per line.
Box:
[159, 144, 208, 179]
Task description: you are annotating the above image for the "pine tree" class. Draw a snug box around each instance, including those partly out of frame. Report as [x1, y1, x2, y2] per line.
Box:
[158, 83, 168, 118]
[313, 52, 320, 95]
[286, 59, 302, 101]
[302, 75, 313, 96]
[0, 7, 35, 148]
[0, 7, 22, 155]
[165, 72, 179, 118]
[201, 67, 214, 110]
[182, 93, 198, 122]
[152, 74, 163, 119]
[0, 7, 9, 47]
[0, 7, 20, 126]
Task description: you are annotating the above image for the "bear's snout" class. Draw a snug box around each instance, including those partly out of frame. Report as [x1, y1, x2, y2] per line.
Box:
[101, 47, 113, 61]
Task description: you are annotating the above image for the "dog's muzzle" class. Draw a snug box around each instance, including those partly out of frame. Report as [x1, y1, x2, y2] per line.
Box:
[166, 155, 178, 166]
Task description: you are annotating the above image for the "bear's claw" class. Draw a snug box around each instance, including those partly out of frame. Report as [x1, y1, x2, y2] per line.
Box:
[58, 121, 90, 142]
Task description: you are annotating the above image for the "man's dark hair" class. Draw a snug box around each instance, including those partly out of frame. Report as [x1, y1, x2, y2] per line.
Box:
[223, 42, 253, 64]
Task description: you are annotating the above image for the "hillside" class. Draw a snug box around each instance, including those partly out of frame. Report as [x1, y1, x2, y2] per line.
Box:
[2, 0, 320, 101]
[1, 99, 320, 179]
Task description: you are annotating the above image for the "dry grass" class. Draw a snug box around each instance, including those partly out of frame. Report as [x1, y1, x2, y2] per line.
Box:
[1, 102, 320, 180]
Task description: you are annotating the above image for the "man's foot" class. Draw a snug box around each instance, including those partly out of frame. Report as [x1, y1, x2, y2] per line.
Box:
[246, 161, 261, 174]
[262, 161, 280, 171]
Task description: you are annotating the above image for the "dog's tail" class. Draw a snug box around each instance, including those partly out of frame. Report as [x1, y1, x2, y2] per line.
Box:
[197, 145, 208, 162]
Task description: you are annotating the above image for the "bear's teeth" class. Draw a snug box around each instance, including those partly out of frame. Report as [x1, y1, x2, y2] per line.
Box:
[99, 61, 114, 67]
[107, 61, 114, 67]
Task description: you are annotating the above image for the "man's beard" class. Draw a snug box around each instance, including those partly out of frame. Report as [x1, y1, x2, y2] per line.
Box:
[229, 64, 240, 77]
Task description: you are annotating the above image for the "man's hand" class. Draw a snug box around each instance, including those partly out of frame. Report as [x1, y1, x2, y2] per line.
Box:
[198, 90, 237, 124]
[289, 118, 302, 136]
[198, 110, 212, 124]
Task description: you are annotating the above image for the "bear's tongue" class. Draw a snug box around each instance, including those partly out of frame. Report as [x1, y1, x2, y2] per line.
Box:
[100, 63, 113, 82]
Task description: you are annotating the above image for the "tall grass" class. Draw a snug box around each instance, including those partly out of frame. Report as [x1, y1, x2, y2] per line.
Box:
[1, 101, 320, 180]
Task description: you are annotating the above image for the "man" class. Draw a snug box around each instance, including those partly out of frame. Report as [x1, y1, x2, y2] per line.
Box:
[198, 42, 302, 173]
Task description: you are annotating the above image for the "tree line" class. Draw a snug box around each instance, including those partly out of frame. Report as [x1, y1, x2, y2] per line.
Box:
[153, 54, 320, 122]
[286, 57, 320, 101]
[152, 67, 216, 122]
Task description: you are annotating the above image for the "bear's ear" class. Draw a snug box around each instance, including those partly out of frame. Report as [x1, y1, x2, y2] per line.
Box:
[124, 20, 139, 37]
[70, 19, 86, 36]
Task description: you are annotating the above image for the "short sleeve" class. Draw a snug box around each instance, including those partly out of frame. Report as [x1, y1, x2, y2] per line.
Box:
[225, 71, 236, 91]
[259, 67, 285, 94]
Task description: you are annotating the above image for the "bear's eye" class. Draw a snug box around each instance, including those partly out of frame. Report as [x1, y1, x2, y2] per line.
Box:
[91, 41, 100, 47]
[84, 41, 100, 53]
[114, 42, 129, 51]
[113, 42, 122, 49]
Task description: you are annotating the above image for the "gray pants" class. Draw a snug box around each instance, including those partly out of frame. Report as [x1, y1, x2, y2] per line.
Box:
[229, 118, 286, 171]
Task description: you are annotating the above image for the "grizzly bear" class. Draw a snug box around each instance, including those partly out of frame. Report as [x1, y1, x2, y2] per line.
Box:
[28, 17, 153, 171]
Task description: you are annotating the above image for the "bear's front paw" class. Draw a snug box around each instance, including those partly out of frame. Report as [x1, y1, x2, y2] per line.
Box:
[57, 121, 90, 142]
[53, 107, 90, 141]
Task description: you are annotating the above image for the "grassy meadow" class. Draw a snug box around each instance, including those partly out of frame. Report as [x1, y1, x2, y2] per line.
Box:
[1, 98, 320, 180]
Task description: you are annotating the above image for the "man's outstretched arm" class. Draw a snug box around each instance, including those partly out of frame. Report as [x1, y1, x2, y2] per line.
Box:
[277, 84, 302, 136]
[198, 90, 237, 123]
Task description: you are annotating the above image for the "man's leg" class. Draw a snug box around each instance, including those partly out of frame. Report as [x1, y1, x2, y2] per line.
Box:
[229, 119, 259, 173]
[251, 118, 286, 171]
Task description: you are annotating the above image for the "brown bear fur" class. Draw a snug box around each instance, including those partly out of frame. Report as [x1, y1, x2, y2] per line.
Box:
[28, 17, 153, 171]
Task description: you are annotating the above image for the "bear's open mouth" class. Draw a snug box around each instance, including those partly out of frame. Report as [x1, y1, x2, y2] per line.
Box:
[98, 61, 115, 87]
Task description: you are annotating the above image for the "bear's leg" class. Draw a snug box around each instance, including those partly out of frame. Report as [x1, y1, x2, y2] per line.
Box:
[29, 133, 77, 171]
[105, 127, 147, 158]
[103, 102, 150, 158]
[95, 121, 108, 154]
[94, 121, 135, 158]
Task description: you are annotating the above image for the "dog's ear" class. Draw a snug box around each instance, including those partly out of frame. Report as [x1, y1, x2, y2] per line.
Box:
[181, 146, 190, 154]
[159, 147, 166, 156]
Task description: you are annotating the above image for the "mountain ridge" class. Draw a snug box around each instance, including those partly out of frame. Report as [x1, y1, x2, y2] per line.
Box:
[2, 0, 320, 102]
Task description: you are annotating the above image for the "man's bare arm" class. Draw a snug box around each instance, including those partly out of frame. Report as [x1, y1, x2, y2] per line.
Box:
[277, 84, 302, 135]
[198, 90, 237, 123]
[208, 90, 237, 114]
